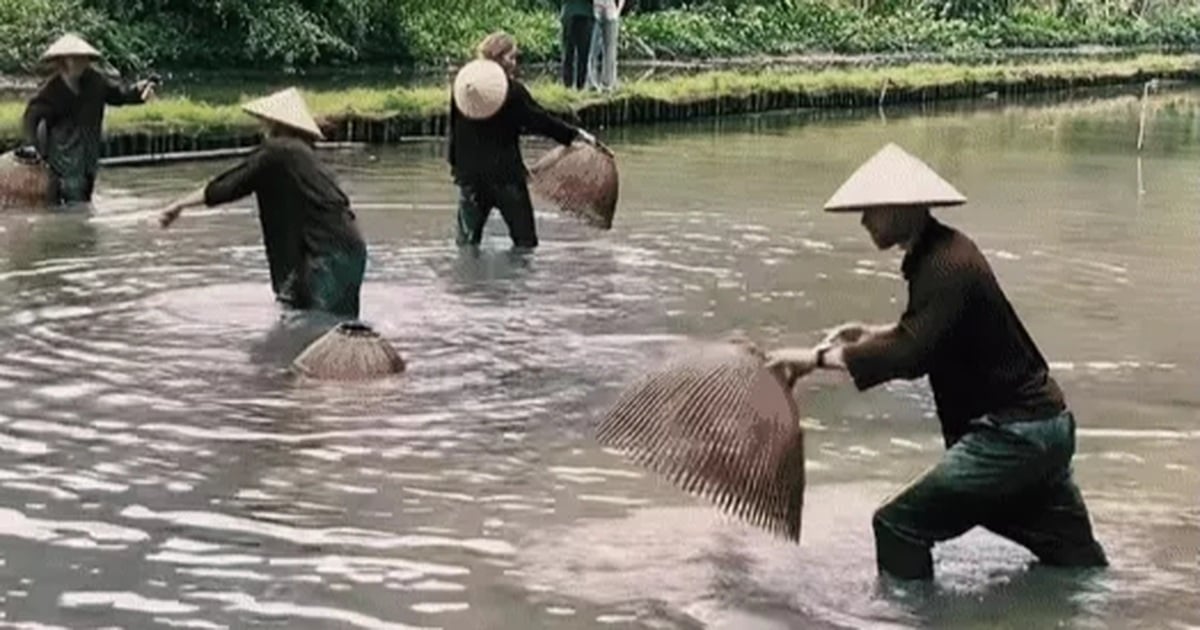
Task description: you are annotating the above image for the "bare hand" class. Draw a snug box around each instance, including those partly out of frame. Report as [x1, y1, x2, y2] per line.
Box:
[764, 346, 819, 389]
[137, 80, 157, 102]
[159, 205, 181, 228]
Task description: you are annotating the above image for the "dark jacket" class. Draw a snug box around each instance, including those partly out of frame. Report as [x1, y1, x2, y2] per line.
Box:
[203, 136, 365, 300]
[843, 218, 1066, 446]
[448, 78, 579, 187]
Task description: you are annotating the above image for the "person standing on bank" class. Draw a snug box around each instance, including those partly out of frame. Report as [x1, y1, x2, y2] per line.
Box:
[20, 33, 156, 205]
[588, 0, 625, 92]
[561, 0, 595, 89]
[449, 32, 601, 249]
[766, 143, 1109, 581]
[158, 88, 368, 320]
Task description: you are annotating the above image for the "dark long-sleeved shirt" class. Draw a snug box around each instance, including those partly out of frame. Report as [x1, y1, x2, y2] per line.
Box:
[203, 136, 365, 299]
[448, 78, 579, 186]
[22, 68, 145, 179]
[843, 218, 1066, 446]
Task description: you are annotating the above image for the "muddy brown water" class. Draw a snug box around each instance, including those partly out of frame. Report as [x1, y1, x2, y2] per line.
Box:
[0, 86, 1197, 629]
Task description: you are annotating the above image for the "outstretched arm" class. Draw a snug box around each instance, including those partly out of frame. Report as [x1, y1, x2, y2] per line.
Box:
[821, 276, 969, 390]
[159, 186, 206, 227]
[103, 72, 156, 106]
[160, 147, 273, 228]
[512, 81, 582, 145]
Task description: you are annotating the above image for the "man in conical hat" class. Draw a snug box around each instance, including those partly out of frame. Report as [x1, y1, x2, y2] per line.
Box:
[20, 33, 157, 205]
[766, 143, 1107, 580]
[448, 31, 602, 249]
[158, 88, 368, 320]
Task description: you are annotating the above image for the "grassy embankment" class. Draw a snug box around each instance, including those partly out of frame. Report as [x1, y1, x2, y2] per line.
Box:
[0, 54, 1196, 152]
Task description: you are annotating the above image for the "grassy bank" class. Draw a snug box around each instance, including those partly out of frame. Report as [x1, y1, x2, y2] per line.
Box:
[0, 54, 1196, 152]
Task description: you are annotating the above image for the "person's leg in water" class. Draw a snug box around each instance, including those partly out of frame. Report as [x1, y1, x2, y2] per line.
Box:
[872, 414, 1104, 580]
[306, 241, 368, 320]
[493, 181, 539, 249]
[456, 182, 495, 247]
[982, 412, 1108, 568]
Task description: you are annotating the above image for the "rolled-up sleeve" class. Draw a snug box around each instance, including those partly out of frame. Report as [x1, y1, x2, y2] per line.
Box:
[203, 147, 274, 207]
[843, 268, 970, 391]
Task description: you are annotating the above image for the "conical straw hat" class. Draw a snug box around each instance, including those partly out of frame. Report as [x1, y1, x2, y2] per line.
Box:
[823, 143, 966, 212]
[40, 33, 102, 61]
[453, 59, 509, 120]
[242, 87, 325, 140]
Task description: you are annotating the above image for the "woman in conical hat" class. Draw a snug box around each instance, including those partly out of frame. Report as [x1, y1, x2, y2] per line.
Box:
[765, 143, 1107, 581]
[448, 31, 602, 249]
[19, 33, 157, 205]
[158, 88, 368, 321]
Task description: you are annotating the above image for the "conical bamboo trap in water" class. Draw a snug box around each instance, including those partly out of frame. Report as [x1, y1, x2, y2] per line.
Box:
[528, 142, 618, 230]
[291, 321, 406, 380]
[595, 340, 805, 542]
[0, 151, 50, 210]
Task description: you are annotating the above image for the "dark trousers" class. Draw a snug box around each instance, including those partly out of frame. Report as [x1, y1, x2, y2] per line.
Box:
[456, 180, 538, 248]
[561, 15, 595, 89]
[49, 171, 96, 205]
[279, 242, 367, 320]
[872, 411, 1108, 580]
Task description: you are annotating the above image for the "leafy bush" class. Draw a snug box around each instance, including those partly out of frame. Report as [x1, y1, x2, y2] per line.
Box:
[0, 0, 112, 73]
[1, 0, 1199, 74]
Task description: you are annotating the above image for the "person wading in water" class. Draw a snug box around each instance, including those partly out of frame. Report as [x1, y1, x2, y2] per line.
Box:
[20, 33, 156, 205]
[767, 143, 1109, 581]
[448, 31, 602, 249]
[158, 88, 368, 321]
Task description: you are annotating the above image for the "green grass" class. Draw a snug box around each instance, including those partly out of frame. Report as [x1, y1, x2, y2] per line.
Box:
[1, 54, 1196, 141]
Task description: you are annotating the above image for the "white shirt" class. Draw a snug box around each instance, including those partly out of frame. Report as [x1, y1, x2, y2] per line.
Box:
[594, 0, 621, 19]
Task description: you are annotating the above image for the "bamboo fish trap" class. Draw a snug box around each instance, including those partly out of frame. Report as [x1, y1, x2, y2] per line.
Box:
[595, 339, 805, 542]
[528, 141, 619, 230]
[291, 321, 406, 380]
[0, 151, 50, 209]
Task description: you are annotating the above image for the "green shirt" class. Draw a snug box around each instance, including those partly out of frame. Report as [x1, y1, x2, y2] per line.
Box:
[561, 0, 592, 18]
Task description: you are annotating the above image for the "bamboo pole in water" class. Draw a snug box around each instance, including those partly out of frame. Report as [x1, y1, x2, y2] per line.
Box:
[1137, 78, 1159, 152]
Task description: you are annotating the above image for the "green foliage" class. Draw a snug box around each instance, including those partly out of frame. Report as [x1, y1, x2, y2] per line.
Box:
[0, 0, 1198, 74]
[0, 0, 112, 73]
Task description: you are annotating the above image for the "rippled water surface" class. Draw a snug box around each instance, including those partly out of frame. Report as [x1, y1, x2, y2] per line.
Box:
[1, 86, 1198, 629]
